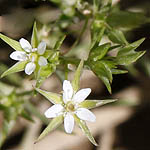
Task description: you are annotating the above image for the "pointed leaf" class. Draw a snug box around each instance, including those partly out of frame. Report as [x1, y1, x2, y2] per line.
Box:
[1, 61, 27, 78]
[89, 43, 111, 61]
[117, 51, 146, 65]
[117, 38, 145, 57]
[72, 60, 84, 92]
[54, 35, 66, 50]
[31, 22, 39, 48]
[74, 115, 98, 146]
[0, 33, 23, 51]
[111, 69, 128, 74]
[35, 64, 54, 88]
[79, 99, 117, 109]
[20, 110, 34, 122]
[100, 76, 111, 93]
[108, 29, 128, 45]
[35, 88, 62, 104]
[35, 115, 63, 143]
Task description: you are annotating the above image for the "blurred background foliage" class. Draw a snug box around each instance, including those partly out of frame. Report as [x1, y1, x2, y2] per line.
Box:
[0, 0, 150, 150]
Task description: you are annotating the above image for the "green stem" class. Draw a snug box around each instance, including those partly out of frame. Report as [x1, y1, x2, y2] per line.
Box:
[70, 18, 89, 50]
[25, 101, 49, 125]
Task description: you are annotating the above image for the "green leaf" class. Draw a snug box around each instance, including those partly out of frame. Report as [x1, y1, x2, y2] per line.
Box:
[0, 33, 23, 51]
[100, 76, 111, 93]
[91, 25, 105, 49]
[25, 101, 49, 125]
[20, 110, 34, 122]
[111, 69, 128, 74]
[1, 61, 27, 78]
[117, 38, 146, 65]
[108, 29, 128, 45]
[107, 9, 149, 30]
[31, 22, 39, 48]
[0, 107, 17, 147]
[79, 99, 117, 109]
[90, 61, 112, 93]
[72, 60, 84, 92]
[0, 119, 16, 147]
[35, 88, 62, 104]
[54, 35, 66, 50]
[35, 115, 63, 143]
[74, 115, 98, 146]
[35, 64, 54, 88]
[89, 43, 111, 61]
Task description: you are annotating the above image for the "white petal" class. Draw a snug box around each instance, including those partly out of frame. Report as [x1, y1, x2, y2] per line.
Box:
[38, 56, 48, 66]
[63, 80, 73, 103]
[73, 88, 91, 103]
[25, 62, 36, 75]
[64, 113, 74, 134]
[37, 41, 46, 55]
[10, 51, 27, 61]
[44, 104, 64, 118]
[76, 108, 96, 122]
[19, 38, 32, 52]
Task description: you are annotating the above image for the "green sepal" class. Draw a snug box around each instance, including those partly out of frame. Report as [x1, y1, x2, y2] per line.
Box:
[54, 35, 66, 50]
[117, 38, 146, 65]
[35, 115, 63, 143]
[35, 64, 54, 88]
[1, 61, 28, 78]
[31, 22, 39, 48]
[35, 88, 62, 104]
[72, 60, 84, 92]
[0, 33, 23, 51]
[74, 115, 98, 146]
[79, 99, 117, 109]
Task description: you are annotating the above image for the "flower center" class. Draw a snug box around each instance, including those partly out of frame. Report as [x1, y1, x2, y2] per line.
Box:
[66, 102, 75, 112]
[29, 53, 38, 62]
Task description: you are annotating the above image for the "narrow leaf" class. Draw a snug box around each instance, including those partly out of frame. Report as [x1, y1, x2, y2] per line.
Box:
[117, 38, 145, 57]
[35, 88, 62, 104]
[1, 61, 27, 78]
[0, 33, 23, 51]
[35, 115, 63, 143]
[79, 99, 117, 109]
[72, 60, 84, 92]
[31, 22, 39, 48]
[54, 35, 66, 50]
[74, 115, 98, 146]
[21, 110, 34, 122]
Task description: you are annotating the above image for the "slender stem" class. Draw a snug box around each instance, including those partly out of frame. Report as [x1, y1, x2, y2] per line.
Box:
[70, 18, 89, 50]
[25, 101, 49, 125]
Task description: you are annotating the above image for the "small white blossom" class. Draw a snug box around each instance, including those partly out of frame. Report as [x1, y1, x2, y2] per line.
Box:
[44, 80, 96, 134]
[10, 38, 47, 75]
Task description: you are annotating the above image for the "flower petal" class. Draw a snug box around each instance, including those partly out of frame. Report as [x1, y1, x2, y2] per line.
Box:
[37, 41, 46, 55]
[44, 104, 64, 118]
[73, 88, 91, 103]
[10, 51, 27, 61]
[25, 62, 36, 75]
[76, 108, 96, 122]
[64, 113, 74, 134]
[38, 56, 48, 66]
[63, 80, 73, 103]
[19, 38, 32, 52]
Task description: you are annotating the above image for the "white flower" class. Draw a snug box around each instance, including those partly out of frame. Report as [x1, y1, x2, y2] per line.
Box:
[44, 80, 96, 134]
[10, 38, 47, 75]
